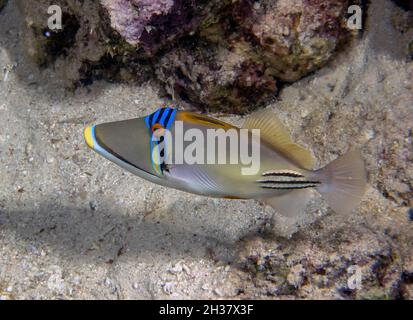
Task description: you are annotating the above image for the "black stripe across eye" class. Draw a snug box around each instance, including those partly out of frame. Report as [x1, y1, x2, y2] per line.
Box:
[148, 113, 154, 125]
[163, 109, 173, 127]
[155, 108, 166, 125]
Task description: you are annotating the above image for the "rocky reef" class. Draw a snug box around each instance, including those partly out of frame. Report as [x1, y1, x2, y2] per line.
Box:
[15, 0, 362, 112]
[101, 0, 227, 55]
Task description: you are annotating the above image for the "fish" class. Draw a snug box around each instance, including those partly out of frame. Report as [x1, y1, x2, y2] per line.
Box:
[84, 107, 367, 218]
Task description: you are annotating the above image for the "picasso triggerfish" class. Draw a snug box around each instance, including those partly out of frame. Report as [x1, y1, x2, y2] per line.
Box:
[84, 107, 367, 218]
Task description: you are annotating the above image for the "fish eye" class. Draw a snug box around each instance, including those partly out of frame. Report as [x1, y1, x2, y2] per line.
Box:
[151, 123, 165, 139]
[151, 123, 164, 132]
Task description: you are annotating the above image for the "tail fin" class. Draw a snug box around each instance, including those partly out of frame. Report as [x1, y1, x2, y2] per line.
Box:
[315, 149, 367, 215]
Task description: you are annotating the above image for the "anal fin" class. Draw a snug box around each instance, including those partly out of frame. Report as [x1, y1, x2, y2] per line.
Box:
[261, 189, 313, 218]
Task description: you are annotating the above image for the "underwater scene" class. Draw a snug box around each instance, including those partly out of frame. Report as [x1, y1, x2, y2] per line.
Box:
[0, 0, 412, 301]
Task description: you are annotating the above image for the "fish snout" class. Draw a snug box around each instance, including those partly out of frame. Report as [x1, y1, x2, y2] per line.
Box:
[83, 119, 157, 177]
[84, 125, 95, 149]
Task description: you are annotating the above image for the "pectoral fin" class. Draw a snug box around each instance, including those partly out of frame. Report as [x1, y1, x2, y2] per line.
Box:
[261, 189, 313, 218]
[242, 109, 315, 170]
[167, 164, 224, 194]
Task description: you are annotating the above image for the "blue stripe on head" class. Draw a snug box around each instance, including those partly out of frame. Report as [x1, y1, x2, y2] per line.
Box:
[151, 109, 161, 126]
[90, 124, 98, 148]
[145, 107, 177, 130]
[144, 107, 177, 175]
[144, 114, 151, 131]
[159, 108, 170, 127]
[163, 108, 177, 163]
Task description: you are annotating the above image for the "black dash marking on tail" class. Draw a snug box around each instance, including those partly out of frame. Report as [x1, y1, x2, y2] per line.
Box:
[262, 171, 304, 178]
[258, 170, 319, 190]
[260, 185, 317, 190]
[257, 180, 321, 185]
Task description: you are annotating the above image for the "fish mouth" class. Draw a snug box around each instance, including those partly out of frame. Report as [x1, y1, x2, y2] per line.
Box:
[84, 125, 95, 149]
[84, 124, 156, 177]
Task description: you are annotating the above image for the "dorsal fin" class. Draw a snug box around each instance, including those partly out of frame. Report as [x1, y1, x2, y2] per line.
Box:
[242, 109, 315, 170]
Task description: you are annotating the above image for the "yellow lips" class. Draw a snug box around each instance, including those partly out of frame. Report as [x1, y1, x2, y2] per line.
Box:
[84, 126, 94, 149]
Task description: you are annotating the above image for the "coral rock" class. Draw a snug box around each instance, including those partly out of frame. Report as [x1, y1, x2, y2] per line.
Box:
[204, 0, 355, 82]
[15, 0, 360, 112]
[156, 43, 277, 113]
[101, 0, 226, 55]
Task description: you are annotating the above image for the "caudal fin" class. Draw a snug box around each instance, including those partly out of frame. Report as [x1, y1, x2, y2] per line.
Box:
[315, 149, 367, 215]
